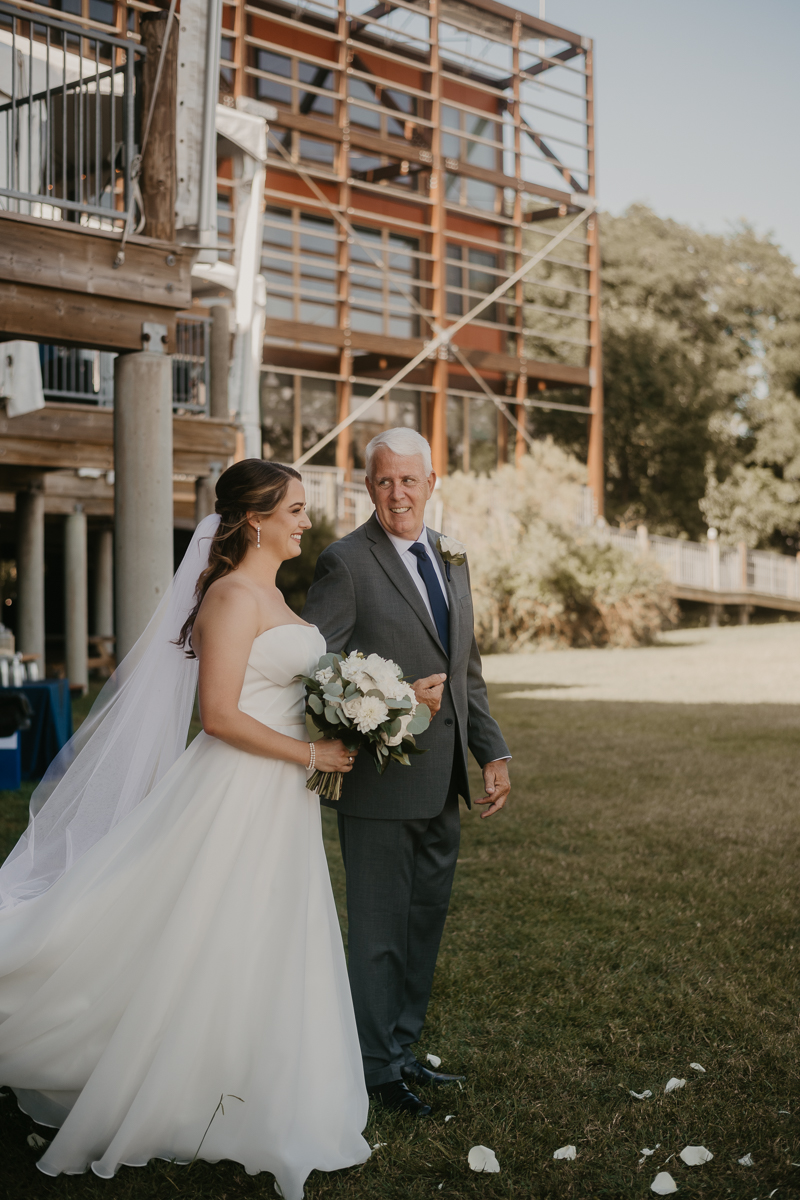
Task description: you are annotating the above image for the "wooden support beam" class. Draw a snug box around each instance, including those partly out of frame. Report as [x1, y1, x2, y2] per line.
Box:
[0, 282, 178, 353]
[0, 213, 192, 309]
[0, 404, 238, 476]
[140, 11, 179, 242]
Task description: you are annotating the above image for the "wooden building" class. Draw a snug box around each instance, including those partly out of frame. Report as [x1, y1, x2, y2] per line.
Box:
[0, 0, 601, 689]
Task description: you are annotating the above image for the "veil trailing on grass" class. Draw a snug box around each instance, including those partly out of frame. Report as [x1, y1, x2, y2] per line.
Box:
[0, 513, 221, 909]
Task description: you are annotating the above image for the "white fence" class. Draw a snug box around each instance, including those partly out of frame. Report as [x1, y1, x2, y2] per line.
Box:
[601, 525, 800, 604]
[301, 467, 800, 607]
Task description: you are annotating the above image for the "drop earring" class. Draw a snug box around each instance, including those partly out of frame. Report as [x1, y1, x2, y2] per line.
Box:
[256, 524, 261, 549]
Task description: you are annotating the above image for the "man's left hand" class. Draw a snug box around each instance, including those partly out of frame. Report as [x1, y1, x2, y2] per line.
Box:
[475, 759, 511, 819]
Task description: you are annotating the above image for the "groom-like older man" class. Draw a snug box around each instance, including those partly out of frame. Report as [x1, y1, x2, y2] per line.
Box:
[303, 428, 510, 1116]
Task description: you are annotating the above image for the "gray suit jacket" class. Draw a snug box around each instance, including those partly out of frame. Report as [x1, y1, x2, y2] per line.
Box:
[302, 513, 510, 819]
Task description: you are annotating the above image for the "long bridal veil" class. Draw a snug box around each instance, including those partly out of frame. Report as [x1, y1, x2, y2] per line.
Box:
[0, 513, 221, 909]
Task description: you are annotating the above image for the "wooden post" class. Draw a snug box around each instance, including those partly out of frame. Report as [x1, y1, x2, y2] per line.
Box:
[336, 0, 353, 475]
[209, 305, 230, 421]
[585, 39, 604, 516]
[429, 0, 448, 477]
[140, 11, 179, 242]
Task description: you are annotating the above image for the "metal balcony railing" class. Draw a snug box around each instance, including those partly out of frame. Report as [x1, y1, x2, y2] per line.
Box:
[39, 317, 211, 414]
[0, 0, 142, 228]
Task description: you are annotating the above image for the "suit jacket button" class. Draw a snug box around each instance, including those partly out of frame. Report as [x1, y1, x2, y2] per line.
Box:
[444, 718, 453, 726]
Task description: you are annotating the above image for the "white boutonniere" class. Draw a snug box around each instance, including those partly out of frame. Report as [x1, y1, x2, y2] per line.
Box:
[437, 535, 466, 580]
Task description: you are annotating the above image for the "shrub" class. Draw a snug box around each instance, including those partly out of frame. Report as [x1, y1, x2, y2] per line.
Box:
[440, 441, 676, 652]
[277, 510, 338, 615]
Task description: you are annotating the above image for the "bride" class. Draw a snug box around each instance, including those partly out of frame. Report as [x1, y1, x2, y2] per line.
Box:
[0, 460, 370, 1198]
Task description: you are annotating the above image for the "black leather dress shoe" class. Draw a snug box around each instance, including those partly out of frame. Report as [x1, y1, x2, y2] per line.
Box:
[367, 1079, 432, 1116]
[401, 1059, 466, 1088]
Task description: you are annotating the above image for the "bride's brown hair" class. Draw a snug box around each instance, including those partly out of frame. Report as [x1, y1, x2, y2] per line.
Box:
[177, 458, 302, 655]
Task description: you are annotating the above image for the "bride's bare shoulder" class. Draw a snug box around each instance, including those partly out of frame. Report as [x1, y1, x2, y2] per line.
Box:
[195, 575, 260, 635]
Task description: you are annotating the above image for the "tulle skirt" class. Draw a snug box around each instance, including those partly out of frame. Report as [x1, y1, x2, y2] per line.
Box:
[0, 729, 370, 1198]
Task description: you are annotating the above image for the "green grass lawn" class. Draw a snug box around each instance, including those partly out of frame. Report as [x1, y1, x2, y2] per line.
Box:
[0, 691, 798, 1199]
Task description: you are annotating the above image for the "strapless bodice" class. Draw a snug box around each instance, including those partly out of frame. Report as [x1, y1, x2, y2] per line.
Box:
[237, 623, 326, 731]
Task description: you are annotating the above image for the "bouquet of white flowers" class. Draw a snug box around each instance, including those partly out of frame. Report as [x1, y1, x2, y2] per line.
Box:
[300, 649, 432, 801]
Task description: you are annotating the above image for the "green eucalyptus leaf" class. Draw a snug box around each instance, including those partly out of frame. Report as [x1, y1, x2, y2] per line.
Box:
[324, 705, 340, 723]
[308, 694, 324, 714]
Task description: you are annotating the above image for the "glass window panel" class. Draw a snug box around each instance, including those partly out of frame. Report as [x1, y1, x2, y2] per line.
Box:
[465, 139, 494, 169]
[351, 309, 383, 333]
[441, 132, 460, 158]
[299, 138, 335, 165]
[299, 301, 335, 325]
[257, 78, 291, 104]
[88, 0, 114, 23]
[258, 50, 291, 76]
[389, 316, 414, 338]
[261, 372, 294, 462]
[387, 116, 406, 138]
[301, 378, 337, 467]
[441, 105, 460, 130]
[349, 104, 380, 130]
[220, 37, 235, 62]
[444, 173, 461, 201]
[447, 395, 465, 473]
[470, 399, 497, 475]
[349, 79, 376, 102]
[384, 89, 415, 114]
[298, 61, 334, 88]
[266, 295, 293, 319]
[308, 95, 334, 116]
[465, 179, 496, 211]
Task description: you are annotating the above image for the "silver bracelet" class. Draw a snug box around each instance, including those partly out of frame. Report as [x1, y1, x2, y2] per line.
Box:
[307, 742, 316, 772]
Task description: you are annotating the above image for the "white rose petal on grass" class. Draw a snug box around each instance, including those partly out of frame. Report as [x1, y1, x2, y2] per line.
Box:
[639, 1145, 660, 1164]
[680, 1145, 713, 1166]
[445, 1115, 455, 1123]
[664, 1077, 686, 1093]
[372, 1142, 387, 1150]
[426, 1054, 442, 1068]
[630, 1089, 653, 1100]
[27, 1133, 48, 1149]
[553, 1145, 577, 1161]
[651, 1171, 678, 1195]
[468, 1146, 500, 1173]
[689, 1062, 706, 1073]
[738, 1153, 754, 1167]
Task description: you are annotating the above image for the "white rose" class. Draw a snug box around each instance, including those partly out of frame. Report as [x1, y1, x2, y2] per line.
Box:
[342, 694, 389, 734]
[438, 534, 466, 557]
[384, 711, 414, 746]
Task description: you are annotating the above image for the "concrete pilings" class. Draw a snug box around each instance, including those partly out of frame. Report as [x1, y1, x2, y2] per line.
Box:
[65, 507, 88, 694]
[114, 351, 174, 661]
[94, 527, 114, 657]
[16, 484, 45, 670]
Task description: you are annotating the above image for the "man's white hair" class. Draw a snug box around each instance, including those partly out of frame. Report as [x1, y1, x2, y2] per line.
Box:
[365, 427, 433, 478]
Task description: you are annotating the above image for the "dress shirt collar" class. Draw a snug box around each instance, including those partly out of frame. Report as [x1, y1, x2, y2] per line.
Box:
[377, 516, 429, 558]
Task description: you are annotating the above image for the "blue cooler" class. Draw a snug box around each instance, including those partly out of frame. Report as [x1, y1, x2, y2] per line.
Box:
[0, 731, 21, 791]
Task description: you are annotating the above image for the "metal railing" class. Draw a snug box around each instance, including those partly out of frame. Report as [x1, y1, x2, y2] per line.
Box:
[40, 343, 114, 405]
[172, 315, 211, 415]
[0, 0, 141, 228]
[600, 524, 800, 605]
[38, 318, 211, 413]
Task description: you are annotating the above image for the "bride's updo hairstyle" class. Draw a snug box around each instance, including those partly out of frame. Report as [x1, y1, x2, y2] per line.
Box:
[177, 458, 301, 654]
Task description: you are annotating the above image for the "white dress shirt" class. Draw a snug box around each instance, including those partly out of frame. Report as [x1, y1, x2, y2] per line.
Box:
[381, 523, 449, 625]
[380, 520, 510, 763]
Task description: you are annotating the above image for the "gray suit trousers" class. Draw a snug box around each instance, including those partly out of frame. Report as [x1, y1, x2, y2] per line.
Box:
[337, 770, 461, 1087]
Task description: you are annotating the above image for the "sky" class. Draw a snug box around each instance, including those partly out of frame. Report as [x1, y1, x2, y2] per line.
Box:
[543, 0, 800, 265]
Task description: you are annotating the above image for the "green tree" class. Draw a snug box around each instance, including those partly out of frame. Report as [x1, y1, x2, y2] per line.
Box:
[534, 205, 800, 544]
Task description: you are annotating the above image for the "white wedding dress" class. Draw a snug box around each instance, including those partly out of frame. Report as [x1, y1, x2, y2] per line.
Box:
[0, 623, 370, 1198]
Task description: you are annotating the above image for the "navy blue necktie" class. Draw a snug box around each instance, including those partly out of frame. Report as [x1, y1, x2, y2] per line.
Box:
[408, 542, 449, 655]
